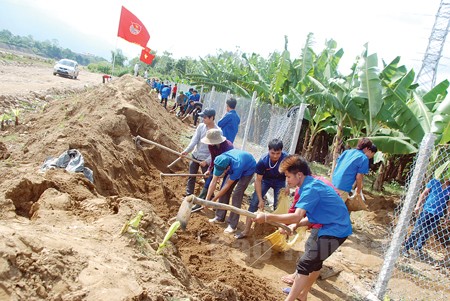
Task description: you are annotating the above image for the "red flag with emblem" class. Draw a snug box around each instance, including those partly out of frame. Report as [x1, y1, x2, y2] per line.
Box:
[140, 47, 155, 65]
[117, 6, 150, 48]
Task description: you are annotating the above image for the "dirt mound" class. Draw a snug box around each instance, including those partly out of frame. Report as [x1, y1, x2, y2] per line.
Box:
[0, 75, 284, 300]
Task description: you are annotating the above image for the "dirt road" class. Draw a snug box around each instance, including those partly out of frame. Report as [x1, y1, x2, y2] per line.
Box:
[0, 60, 102, 96]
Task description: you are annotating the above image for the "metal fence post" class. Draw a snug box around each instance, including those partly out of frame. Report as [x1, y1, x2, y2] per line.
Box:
[241, 91, 257, 150]
[373, 133, 436, 299]
[209, 86, 215, 103]
[289, 103, 307, 154]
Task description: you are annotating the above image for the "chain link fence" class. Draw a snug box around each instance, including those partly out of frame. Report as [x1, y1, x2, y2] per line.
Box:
[374, 134, 450, 300]
[176, 84, 303, 159]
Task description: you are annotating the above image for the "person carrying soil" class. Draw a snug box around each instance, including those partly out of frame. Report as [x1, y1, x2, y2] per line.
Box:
[253, 154, 352, 301]
[235, 138, 288, 239]
[180, 108, 220, 197]
[205, 149, 256, 234]
[332, 138, 377, 209]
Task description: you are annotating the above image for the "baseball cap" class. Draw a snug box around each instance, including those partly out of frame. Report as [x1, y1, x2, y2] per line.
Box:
[213, 155, 230, 176]
[179, 91, 184, 94]
[198, 108, 216, 118]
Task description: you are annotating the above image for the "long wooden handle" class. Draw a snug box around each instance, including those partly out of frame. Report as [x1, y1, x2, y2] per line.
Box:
[190, 196, 292, 233]
[167, 157, 182, 168]
[135, 135, 201, 164]
[160, 173, 205, 177]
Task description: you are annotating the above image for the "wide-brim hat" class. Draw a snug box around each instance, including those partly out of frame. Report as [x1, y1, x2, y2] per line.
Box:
[201, 129, 226, 145]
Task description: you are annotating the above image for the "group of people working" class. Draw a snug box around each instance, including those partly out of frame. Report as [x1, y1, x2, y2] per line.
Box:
[174, 92, 385, 299]
[149, 79, 204, 125]
[162, 87, 449, 300]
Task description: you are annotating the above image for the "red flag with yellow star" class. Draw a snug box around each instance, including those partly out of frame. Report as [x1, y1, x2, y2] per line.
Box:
[117, 6, 150, 48]
[140, 47, 155, 65]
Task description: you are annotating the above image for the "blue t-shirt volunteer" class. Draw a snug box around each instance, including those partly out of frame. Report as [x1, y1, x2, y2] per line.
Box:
[218, 110, 240, 143]
[220, 149, 256, 181]
[423, 178, 450, 217]
[295, 176, 352, 238]
[332, 149, 369, 192]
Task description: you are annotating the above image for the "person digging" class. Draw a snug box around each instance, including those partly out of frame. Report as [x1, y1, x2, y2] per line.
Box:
[235, 138, 288, 239]
[191, 128, 234, 212]
[253, 154, 351, 301]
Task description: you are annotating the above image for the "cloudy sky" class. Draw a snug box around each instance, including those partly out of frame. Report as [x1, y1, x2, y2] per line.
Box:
[1, 0, 449, 83]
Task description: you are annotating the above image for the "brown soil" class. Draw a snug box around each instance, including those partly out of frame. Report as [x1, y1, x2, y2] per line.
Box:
[0, 53, 445, 301]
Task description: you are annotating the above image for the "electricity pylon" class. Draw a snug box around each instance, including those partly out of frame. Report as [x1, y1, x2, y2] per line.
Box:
[416, 0, 450, 90]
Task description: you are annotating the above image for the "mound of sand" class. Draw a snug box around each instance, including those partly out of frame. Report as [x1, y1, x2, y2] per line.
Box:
[0, 75, 284, 300]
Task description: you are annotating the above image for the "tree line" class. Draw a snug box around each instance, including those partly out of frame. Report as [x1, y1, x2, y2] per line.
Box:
[0, 29, 106, 66]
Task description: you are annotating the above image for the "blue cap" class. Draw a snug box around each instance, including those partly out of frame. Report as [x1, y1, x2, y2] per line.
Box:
[213, 155, 230, 176]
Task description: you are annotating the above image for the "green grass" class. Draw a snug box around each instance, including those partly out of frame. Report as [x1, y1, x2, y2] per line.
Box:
[310, 161, 332, 178]
[0, 134, 18, 142]
[0, 51, 53, 66]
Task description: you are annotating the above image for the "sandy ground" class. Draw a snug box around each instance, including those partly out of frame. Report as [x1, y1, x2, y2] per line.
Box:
[0, 55, 448, 301]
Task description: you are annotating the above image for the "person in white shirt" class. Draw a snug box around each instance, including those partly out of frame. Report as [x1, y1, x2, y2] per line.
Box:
[180, 109, 220, 196]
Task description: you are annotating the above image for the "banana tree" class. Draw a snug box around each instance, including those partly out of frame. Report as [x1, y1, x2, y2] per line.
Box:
[302, 108, 335, 161]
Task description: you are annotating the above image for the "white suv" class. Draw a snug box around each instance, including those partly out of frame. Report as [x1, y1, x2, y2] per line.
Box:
[53, 59, 79, 79]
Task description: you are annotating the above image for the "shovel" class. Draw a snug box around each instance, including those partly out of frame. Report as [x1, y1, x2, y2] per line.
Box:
[176, 195, 292, 234]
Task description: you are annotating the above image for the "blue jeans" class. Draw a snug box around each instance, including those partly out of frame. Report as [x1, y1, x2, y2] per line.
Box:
[404, 210, 441, 252]
[248, 179, 285, 212]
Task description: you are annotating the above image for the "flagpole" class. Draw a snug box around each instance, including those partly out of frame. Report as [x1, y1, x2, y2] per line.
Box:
[112, 4, 122, 78]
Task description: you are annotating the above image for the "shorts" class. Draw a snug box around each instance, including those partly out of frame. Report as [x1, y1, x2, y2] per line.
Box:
[296, 235, 347, 275]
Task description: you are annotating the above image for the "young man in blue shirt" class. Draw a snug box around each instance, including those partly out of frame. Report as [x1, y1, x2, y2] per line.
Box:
[235, 138, 288, 239]
[253, 154, 351, 301]
[205, 149, 256, 234]
[332, 138, 377, 202]
[218, 98, 240, 143]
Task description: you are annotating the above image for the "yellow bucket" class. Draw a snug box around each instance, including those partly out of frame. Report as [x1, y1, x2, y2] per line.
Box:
[264, 226, 307, 252]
